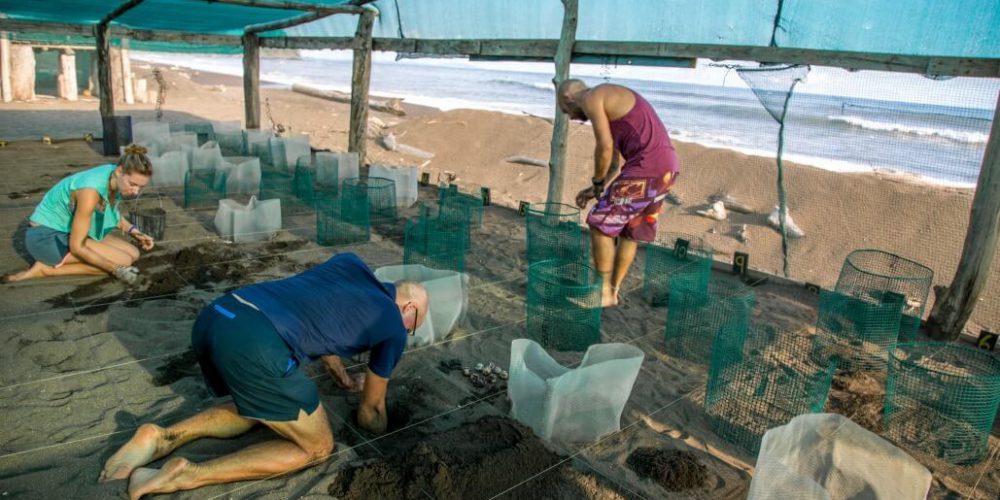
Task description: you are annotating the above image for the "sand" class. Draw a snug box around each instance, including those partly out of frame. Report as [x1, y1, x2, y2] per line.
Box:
[0, 64, 997, 499]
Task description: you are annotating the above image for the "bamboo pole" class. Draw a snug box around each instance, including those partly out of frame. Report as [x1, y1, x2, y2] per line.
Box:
[242, 32, 261, 130]
[0, 32, 11, 102]
[348, 8, 375, 162]
[546, 0, 578, 204]
[927, 90, 1000, 340]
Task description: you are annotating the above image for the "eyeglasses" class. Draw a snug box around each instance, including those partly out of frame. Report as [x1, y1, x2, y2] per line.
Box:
[406, 302, 420, 336]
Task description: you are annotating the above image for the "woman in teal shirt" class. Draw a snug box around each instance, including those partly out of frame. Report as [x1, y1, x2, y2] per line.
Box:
[6, 144, 155, 283]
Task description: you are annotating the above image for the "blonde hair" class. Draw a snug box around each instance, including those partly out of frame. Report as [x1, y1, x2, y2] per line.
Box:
[118, 143, 154, 176]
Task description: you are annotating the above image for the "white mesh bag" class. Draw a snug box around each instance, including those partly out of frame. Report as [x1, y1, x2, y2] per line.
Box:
[508, 339, 644, 442]
[214, 157, 261, 197]
[748, 413, 932, 500]
[372, 264, 469, 347]
[369, 164, 419, 208]
[214, 195, 282, 242]
[270, 134, 311, 171]
[148, 150, 189, 187]
[192, 141, 223, 171]
[132, 121, 171, 152]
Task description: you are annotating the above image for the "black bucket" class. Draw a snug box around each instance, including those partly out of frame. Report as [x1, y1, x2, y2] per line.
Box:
[127, 196, 167, 240]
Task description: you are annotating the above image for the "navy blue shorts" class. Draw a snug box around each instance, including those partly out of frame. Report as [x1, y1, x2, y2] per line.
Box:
[25, 225, 70, 266]
[191, 294, 320, 422]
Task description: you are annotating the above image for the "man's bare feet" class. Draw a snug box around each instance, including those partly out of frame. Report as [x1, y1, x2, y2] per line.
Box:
[4, 262, 49, 282]
[100, 424, 172, 482]
[128, 457, 192, 500]
[600, 285, 619, 308]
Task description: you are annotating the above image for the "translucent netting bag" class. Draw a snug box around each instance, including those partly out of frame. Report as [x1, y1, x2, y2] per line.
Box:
[315, 151, 359, 190]
[213, 157, 261, 198]
[191, 141, 223, 171]
[183, 122, 215, 145]
[370, 164, 419, 208]
[213, 195, 281, 243]
[748, 413, 932, 500]
[148, 150, 189, 188]
[373, 264, 469, 347]
[132, 121, 171, 153]
[508, 338, 644, 442]
[168, 131, 198, 152]
[269, 134, 311, 172]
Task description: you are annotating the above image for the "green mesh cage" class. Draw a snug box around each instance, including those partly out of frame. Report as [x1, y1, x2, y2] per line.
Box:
[813, 289, 905, 373]
[183, 169, 221, 209]
[182, 122, 215, 146]
[259, 166, 294, 202]
[251, 141, 275, 168]
[215, 130, 245, 156]
[403, 205, 469, 272]
[642, 232, 713, 306]
[835, 249, 934, 342]
[293, 155, 320, 206]
[315, 183, 370, 246]
[664, 276, 755, 365]
[885, 342, 1000, 465]
[344, 177, 397, 227]
[526, 202, 589, 265]
[526, 259, 603, 351]
[706, 325, 837, 454]
[438, 186, 484, 228]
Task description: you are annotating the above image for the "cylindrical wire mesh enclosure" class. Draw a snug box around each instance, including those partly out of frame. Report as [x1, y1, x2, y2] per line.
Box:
[526, 202, 589, 265]
[526, 259, 603, 351]
[439, 187, 484, 228]
[183, 169, 221, 209]
[182, 122, 214, 145]
[315, 182, 369, 246]
[403, 204, 469, 272]
[215, 129, 244, 156]
[293, 155, 319, 206]
[706, 325, 837, 454]
[664, 276, 755, 365]
[835, 249, 934, 342]
[344, 176, 396, 227]
[885, 342, 1000, 465]
[642, 232, 713, 306]
[813, 289, 905, 373]
[259, 166, 294, 202]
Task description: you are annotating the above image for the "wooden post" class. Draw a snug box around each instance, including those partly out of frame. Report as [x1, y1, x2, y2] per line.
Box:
[88, 50, 98, 97]
[927, 90, 1000, 340]
[242, 32, 260, 130]
[546, 0, 578, 204]
[348, 8, 375, 163]
[0, 32, 12, 102]
[57, 48, 78, 101]
[120, 38, 134, 104]
[96, 24, 117, 154]
[10, 44, 35, 101]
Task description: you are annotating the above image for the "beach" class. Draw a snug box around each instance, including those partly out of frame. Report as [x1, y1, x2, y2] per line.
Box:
[0, 62, 997, 499]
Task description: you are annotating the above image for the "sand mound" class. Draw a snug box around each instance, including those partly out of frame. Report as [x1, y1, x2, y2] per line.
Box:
[626, 447, 708, 492]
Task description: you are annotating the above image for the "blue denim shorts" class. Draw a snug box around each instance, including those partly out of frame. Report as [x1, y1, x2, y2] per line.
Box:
[25, 225, 71, 266]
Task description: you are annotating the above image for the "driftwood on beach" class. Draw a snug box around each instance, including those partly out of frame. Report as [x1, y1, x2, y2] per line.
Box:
[292, 83, 405, 116]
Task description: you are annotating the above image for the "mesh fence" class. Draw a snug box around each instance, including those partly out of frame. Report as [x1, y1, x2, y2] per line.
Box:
[439, 186, 485, 228]
[663, 275, 755, 365]
[183, 169, 221, 209]
[834, 249, 934, 342]
[315, 182, 369, 246]
[403, 204, 469, 272]
[526, 259, 603, 351]
[526, 202, 589, 266]
[885, 341, 1000, 465]
[642, 232, 713, 306]
[705, 324, 837, 454]
[813, 289, 906, 373]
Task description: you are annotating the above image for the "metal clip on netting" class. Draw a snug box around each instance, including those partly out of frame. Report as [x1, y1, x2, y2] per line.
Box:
[664, 276, 755, 365]
[706, 324, 837, 454]
[885, 341, 1000, 465]
[834, 249, 934, 342]
[525, 202, 589, 266]
[642, 232, 713, 306]
[813, 289, 905, 373]
[404, 203, 469, 273]
[315, 180, 369, 246]
[526, 259, 603, 351]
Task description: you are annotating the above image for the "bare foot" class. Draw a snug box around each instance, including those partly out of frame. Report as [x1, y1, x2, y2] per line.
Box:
[600, 286, 619, 308]
[100, 424, 171, 482]
[128, 457, 192, 500]
[4, 262, 48, 282]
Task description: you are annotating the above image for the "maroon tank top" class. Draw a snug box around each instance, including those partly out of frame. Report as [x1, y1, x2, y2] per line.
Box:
[609, 89, 679, 180]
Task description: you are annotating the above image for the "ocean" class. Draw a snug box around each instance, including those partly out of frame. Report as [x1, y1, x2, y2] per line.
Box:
[134, 50, 999, 187]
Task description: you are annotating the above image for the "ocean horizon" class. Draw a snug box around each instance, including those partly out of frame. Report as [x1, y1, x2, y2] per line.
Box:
[134, 50, 999, 188]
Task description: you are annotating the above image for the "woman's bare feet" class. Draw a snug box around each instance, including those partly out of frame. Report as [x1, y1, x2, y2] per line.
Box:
[4, 261, 49, 282]
[128, 457, 193, 500]
[100, 424, 173, 482]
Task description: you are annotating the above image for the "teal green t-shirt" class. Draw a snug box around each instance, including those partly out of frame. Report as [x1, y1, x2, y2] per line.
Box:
[29, 164, 122, 241]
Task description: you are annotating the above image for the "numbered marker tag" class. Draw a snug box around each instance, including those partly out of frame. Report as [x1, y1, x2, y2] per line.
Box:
[0, 140, 7, 149]
[518, 201, 529, 216]
[42, 136, 52, 145]
[84, 133, 94, 143]
[419, 172, 430, 186]
[732, 252, 749, 278]
[978, 330, 997, 351]
[673, 238, 690, 259]
[481, 187, 491, 206]
[805, 283, 820, 294]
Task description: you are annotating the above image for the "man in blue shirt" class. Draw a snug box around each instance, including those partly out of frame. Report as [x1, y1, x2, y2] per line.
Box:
[99, 253, 428, 499]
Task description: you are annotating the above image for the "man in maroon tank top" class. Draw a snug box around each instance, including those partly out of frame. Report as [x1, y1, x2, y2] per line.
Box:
[558, 79, 680, 307]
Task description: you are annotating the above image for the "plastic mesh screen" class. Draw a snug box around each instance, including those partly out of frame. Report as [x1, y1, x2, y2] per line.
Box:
[642, 232, 713, 306]
[885, 341, 1000, 465]
[439, 186, 485, 228]
[835, 249, 934, 342]
[182, 122, 215, 146]
[664, 276, 755, 365]
[343, 177, 396, 227]
[315, 182, 369, 246]
[813, 289, 905, 373]
[215, 130, 244, 156]
[526, 259, 603, 351]
[183, 169, 221, 209]
[403, 204, 469, 272]
[706, 325, 837, 454]
[526, 202, 589, 265]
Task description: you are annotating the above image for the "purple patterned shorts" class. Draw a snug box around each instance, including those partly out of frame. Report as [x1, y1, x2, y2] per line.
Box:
[586, 172, 676, 243]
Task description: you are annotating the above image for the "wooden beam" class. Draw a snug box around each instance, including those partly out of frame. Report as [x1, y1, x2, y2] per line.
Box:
[348, 8, 375, 162]
[546, 0, 578, 205]
[206, 0, 364, 15]
[0, 20, 240, 46]
[246, 11, 331, 34]
[242, 32, 261, 129]
[927, 90, 1000, 340]
[0, 32, 11, 103]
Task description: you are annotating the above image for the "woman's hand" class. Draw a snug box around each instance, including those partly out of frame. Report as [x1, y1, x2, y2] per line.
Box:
[133, 231, 155, 251]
